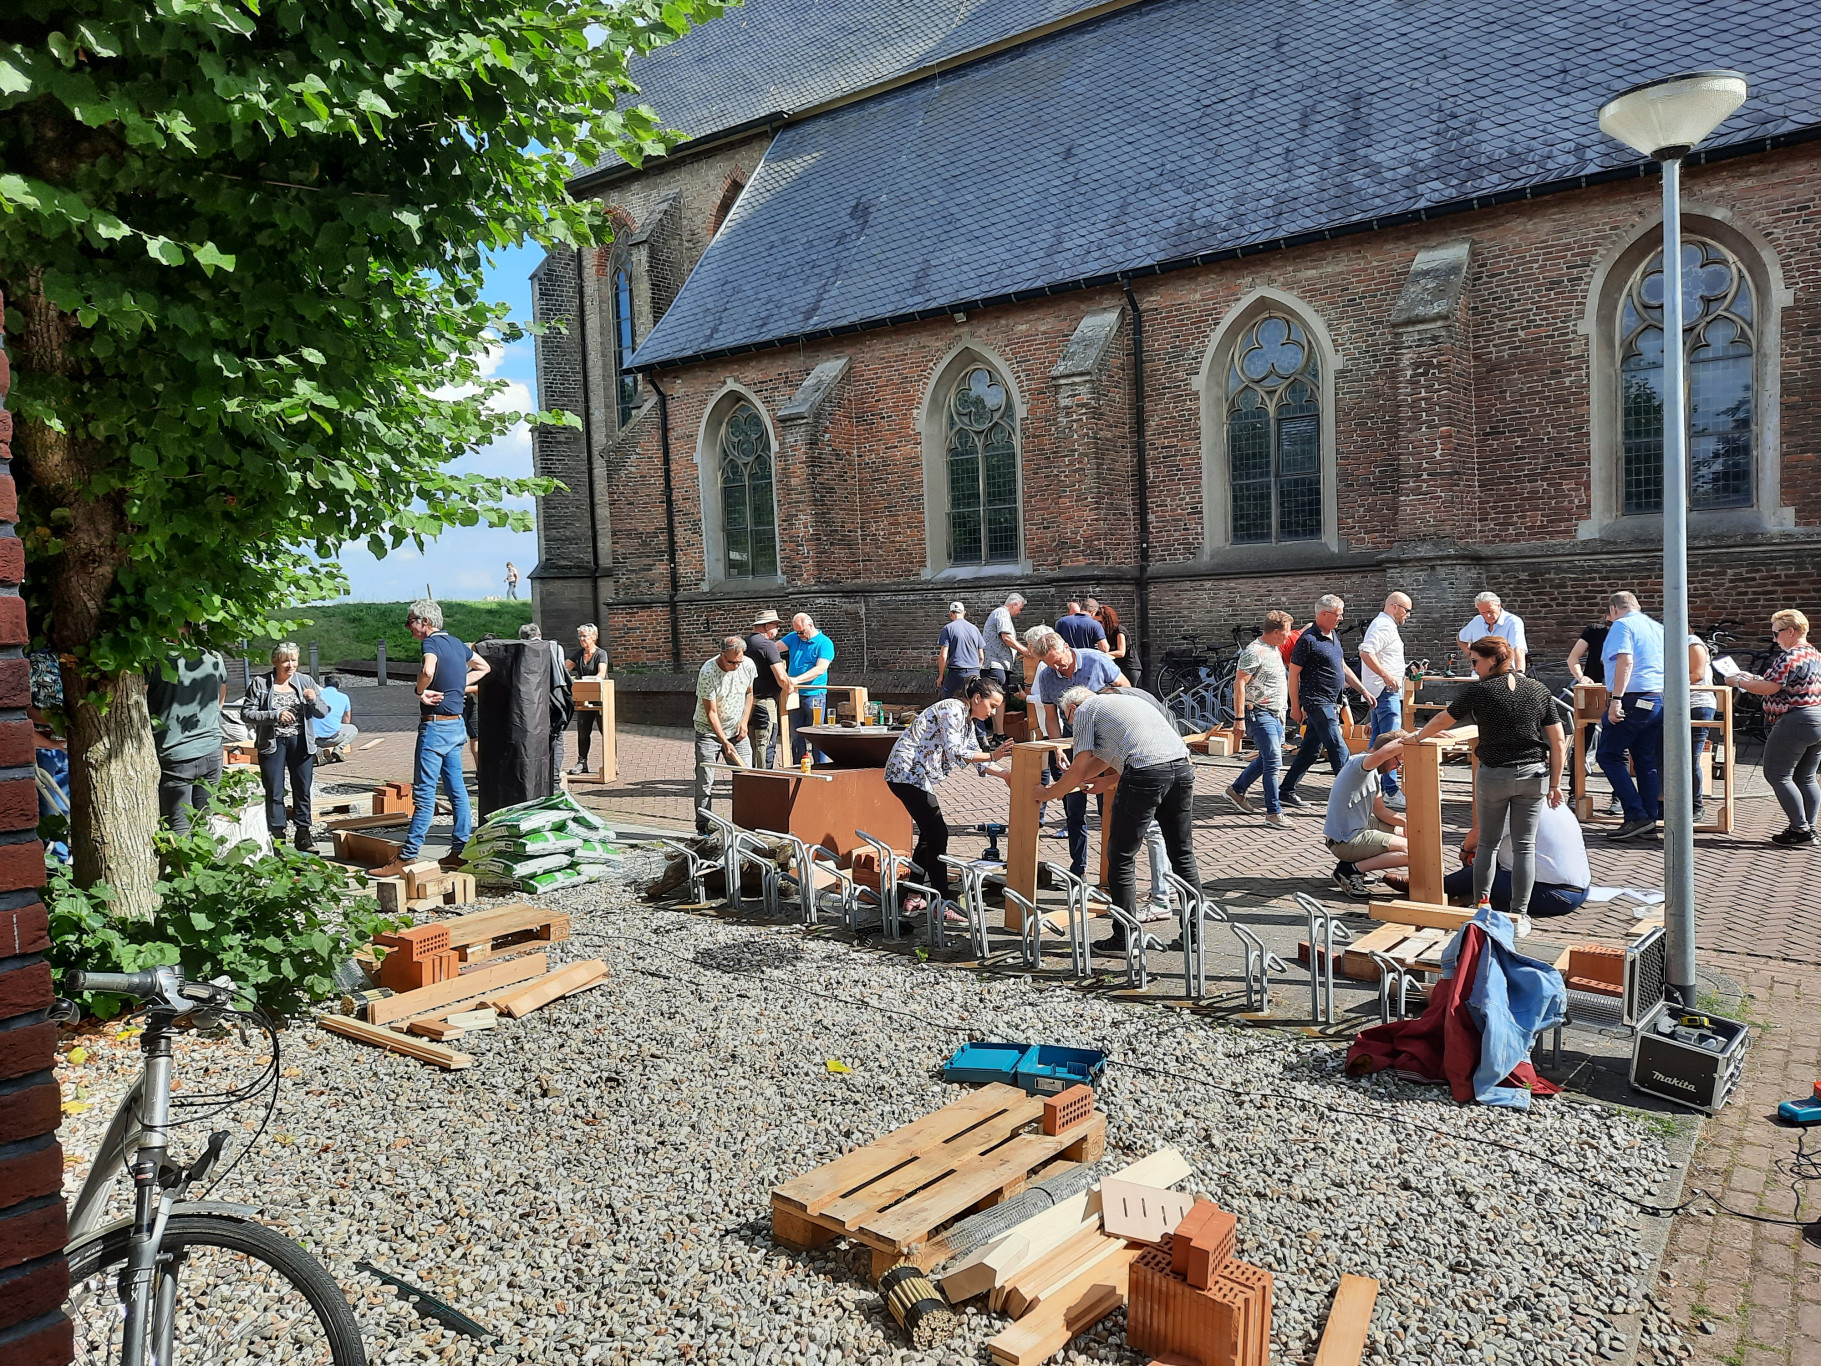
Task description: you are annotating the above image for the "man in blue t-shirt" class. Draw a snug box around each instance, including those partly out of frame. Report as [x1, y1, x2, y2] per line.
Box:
[786, 612, 837, 764]
[372, 600, 490, 876]
[312, 673, 358, 760]
[1277, 594, 1369, 808]
[1055, 601, 1108, 652]
[1030, 629, 1126, 876]
[1597, 589, 1667, 838]
[935, 602, 986, 700]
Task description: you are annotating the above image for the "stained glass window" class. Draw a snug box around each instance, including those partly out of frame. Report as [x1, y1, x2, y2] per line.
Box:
[720, 404, 777, 579]
[614, 269, 638, 427]
[947, 364, 1020, 565]
[1620, 239, 1754, 515]
[1226, 315, 1323, 544]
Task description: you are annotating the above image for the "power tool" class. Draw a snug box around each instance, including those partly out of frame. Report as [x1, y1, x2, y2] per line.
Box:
[974, 823, 1007, 863]
[1779, 1080, 1821, 1127]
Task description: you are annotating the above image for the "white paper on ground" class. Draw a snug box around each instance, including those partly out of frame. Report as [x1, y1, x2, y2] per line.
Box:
[1586, 885, 1666, 905]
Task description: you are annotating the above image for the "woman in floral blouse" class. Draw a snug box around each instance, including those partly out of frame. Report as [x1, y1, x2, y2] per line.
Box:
[1725, 609, 1821, 845]
[883, 678, 1010, 912]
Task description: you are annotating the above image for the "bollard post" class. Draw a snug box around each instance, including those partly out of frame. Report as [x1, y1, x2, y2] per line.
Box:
[308, 641, 319, 677]
[376, 637, 386, 686]
[239, 641, 251, 691]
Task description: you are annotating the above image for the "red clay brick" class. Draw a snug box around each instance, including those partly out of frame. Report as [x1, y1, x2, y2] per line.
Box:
[0, 961, 50, 1017]
[0, 1021, 56, 1084]
[0, 1137, 62, 1206]
[0, 597, 26, 651]
[0, 477, 16, 527]
[0, 903, 47, 957]
[0, 1077, 57, 1147]
[0, 1312, 75, 1366]
[0, 843, 47, 894]
[1041, 1083, 1094, 1135]
[0, 540, 21, 587]
[0, 660, 30, 710]
[0, 719, 33, 769]
[0, 1197, 66, 1271]
[0, 1256, 70, 1332]
[0, 778, 37, 834]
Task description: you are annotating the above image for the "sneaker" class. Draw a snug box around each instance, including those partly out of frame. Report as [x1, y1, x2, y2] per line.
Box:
[293, 828, 315, 852]
[1224, 785, 1254, 814]
[1332, 865, 1373, 900]
[1605, 798, 1625, 818]
[1691, 802, 1707, 823]
[367, 857, 411, 880]
[1384, 791, 1406, 811]
[1607, 818, 1656, 841]
[1264, 812, 1292, 829]
[1279, 791, 1307, 809]
[566, 764, 590, 776]
[940, 903, 969, 925]
[1512, 914, 1533, 939]
[1770, 827, 1817, 847]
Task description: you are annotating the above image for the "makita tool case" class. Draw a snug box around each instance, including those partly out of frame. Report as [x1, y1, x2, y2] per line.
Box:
[1630, 1003, 1749, 1114]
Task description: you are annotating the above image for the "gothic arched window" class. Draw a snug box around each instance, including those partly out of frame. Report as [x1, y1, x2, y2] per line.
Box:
[1226, 315, 1322, 544]
[614, 268, 638, 427]
[1619, 239, 1755, 515]
[719, 403, 777, 579]
[946, 364, 1021, 565]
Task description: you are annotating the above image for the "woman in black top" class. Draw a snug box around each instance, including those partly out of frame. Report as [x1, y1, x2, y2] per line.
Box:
[565, 623, 608, 775]
[1404, 636, 1566, 931]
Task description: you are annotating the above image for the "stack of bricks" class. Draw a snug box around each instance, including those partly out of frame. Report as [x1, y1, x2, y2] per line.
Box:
[373, 782, 413, 816]
[1127, 1201, 1273, 1366]
[375, 925, 459, 992]
[0, 295, 71, 1365]
[1567, 943, 1625, 999]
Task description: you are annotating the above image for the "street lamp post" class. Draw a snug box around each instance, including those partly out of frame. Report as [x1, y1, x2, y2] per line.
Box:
[1598, 70, 1747, 1007]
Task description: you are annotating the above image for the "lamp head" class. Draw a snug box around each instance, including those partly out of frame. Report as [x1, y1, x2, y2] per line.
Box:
[1599, 70, 1747, 160]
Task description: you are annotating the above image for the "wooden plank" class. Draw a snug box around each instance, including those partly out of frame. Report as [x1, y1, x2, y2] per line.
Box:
[487, 959, 609, 1018]
[1401, 742, 1446, 906]
[364, 953, 547, 1025]
[774, 1084, 1027, 1217]
[1004, 742, 1051, 930]
[446, 1008, 498, 1031]
[1111, 1147, 1193, 1190]
[1339, 923, 1417, 981]
[319, 1014, 472, 1069]
[818, 1096, 1047, 1229]
[939, 1195, 1096, 1302]
[326, 811, 412, 832]
[407, 1019, 465, 1041]
[1314, 1273, 1380, 1366]
[1006, 1234, 1128, 1320]
[995, 1223, 1106, 1312]
[986, 1245, 1140, 1366]
[334, 829, 405, 869]
[1373, 900, 1474, 931]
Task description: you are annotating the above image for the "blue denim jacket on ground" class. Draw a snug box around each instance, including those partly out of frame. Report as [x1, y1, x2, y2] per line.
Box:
[1440, 906, 1567, 1109]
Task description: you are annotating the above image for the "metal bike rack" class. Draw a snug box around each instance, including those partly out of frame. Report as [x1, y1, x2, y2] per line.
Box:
[1163, 871, 1226, 1000]
[1041, 862, 1105, 978]
[1366, 950, 1424, 1023]
[1296, 892, 1355, 1025]
[656, 839, 713, 904]
[1106, 905, 1147, 989]
[938, 856, 998, 960]
[1010, 888, 1050, 968]
[1229, 921, 1289, 1012]
[697, 808, 776, 915]
[854, 829, 916, 941]
[756, 828, 841, 925]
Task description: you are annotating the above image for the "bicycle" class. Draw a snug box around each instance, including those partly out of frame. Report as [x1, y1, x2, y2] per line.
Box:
[59, 966, 367, 1366]
[1704, 621, 1776, 744]
[1152, 632, 1219, 704]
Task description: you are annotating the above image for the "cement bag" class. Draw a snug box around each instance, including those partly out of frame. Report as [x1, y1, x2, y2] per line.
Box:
[465, 851, 573, 880]
[522, 865, 606, 895]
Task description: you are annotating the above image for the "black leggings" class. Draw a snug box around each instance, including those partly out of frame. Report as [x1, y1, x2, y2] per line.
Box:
[575, 709, 601, 765]
[887, 781, 950, 899]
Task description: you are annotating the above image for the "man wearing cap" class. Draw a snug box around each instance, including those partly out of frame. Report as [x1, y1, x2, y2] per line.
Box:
[935, 601, 987, 701]
[744, 610, 793, 768]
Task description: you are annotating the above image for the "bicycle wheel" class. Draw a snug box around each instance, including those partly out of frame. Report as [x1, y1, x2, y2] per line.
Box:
[1153, 660, 1193, 701]
[67, 1212, 366, 1366]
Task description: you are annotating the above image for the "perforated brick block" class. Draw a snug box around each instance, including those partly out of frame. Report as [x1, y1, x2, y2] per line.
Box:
[375, 925, 451, 959]
[1169, 1204, 1216, 1278]
[1567, 943, 1625, 985]
[1216, 1259, 1274, 1366]
[1041, 1083, 1095, 1135]
[1185, 1206, 1237, 1289]
[378, 947, 459, 992]
[1568, 974, 1623, 997]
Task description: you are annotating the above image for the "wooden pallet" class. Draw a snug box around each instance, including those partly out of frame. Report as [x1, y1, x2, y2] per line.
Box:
[771, 1082, 1107, 1281]
[438, 902, 571, 964]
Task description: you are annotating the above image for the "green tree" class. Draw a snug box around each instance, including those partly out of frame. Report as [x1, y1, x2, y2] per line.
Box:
[0, 0, 718, 915]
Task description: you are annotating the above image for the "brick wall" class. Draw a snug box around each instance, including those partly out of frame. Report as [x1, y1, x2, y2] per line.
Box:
[0, 296, 70, 1365]
[540, 140, 1821, 680]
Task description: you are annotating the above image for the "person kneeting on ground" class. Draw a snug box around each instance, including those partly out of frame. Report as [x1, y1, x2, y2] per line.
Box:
[693, 637, 756, 834]
[1724, 609, 1821, 845]
[1225, 610, 1294, 828]
[371, 601, 488, 877]
[1323, 732, 1409, 900]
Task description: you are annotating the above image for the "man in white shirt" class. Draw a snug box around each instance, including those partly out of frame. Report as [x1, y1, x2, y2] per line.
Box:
[980, 592, 1031, 738]
[1444, 799, 1590, 921]
[1358, 592, 1413, 809]
[1458, 592, 1527, 672]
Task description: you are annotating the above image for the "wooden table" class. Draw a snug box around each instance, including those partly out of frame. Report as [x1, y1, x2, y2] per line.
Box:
[566, 678, 617, 783]
[1571, 682, 1734, 834]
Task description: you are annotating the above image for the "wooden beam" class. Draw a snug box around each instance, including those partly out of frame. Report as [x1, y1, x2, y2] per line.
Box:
[406, 1019, 466, 1042]
[1004, 741, 1065, 930]
[986, 1246, 1140, 1365]
[1373, 900, 1473, 930]
[488, 958, 608, 1018]
[1314, 1273, 1380, 1366]
[365, 953, 548, 1025]
[319, 1015, 472, 1069]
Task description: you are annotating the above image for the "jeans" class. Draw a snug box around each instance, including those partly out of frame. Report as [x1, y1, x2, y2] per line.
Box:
[548, 714, 565, 796]
[1764, 706, 1821, 832]
[1597, 693, 1664, 824]
[1106, 760, 1199, 926]
[1368, 690, 1402, 796]
[745, 698, 778, 769]
[1443, 867, 1588, 918]
[940, 667, 979, 700]
[316, 724, 358, 753]
[791, 696, 828, 764]
[402, 717, 473, 858]
[1472, 763, 1548, 918]
[1280, 699, 1347, 798]
[160, 751, 223, 836]
[258, 732, 313, 837]
[1689, 702, 1715, 805]
[1232, 711, 1285, 813]
[888, 780, 951, 899]
[694, 731, 752, 832]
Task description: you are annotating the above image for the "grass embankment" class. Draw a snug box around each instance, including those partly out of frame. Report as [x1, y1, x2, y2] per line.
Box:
[240, 600, 533, 665]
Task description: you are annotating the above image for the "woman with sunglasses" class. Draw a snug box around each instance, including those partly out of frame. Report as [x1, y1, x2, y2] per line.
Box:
[1725, 611, 1821, 846]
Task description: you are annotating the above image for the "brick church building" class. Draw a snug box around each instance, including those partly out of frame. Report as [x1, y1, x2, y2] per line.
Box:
[531, 0, 1821, 685]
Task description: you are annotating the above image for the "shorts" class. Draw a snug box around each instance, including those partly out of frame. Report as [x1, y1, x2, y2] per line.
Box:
[1326, 822, 1397, 863]
[462, 690, 479, 740]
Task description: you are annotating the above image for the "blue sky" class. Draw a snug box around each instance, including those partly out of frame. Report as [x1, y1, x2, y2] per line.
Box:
[332, 241, 543, 602]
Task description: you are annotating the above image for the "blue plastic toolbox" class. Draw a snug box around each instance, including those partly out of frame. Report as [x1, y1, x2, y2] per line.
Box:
[1014, 1044, 1107, 1095]
[941, 1041, 1031, 1085]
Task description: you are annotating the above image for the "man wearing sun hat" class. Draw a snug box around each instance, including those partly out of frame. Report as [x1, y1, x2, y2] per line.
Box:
[935, 600, 987, 701]
[744, 609, 793, 768]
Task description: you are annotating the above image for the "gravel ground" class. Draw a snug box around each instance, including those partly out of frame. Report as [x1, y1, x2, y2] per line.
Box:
[58, 858, 1698, 1366]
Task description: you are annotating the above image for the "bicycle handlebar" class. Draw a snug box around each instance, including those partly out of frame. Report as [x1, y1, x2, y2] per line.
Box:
[65, 969, 167, 999]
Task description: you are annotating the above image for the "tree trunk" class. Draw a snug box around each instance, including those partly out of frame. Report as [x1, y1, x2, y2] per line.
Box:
[63, 670, 161, 920]
[12, 267, 162, 919]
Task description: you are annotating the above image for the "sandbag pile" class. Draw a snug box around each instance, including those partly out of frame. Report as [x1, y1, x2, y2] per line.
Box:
[461, 794, 624, 895]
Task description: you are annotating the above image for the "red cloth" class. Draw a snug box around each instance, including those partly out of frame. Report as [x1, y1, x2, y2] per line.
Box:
[1346, 924, 1559, 1103]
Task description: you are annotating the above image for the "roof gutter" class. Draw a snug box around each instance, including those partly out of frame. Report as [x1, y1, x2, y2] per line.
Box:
[629, 124, 1821, 375]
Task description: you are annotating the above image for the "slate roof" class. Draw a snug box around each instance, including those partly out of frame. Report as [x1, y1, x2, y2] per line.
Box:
[612, 0, 1115, 144]
[631, 0, 1821, 371]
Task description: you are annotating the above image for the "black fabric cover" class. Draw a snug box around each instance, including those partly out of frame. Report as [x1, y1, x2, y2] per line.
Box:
[475, 640, 550, 816]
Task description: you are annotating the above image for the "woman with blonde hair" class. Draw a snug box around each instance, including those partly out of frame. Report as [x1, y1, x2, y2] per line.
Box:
[240, 643, 330, 851]
[1724, 610, 1821, 845]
